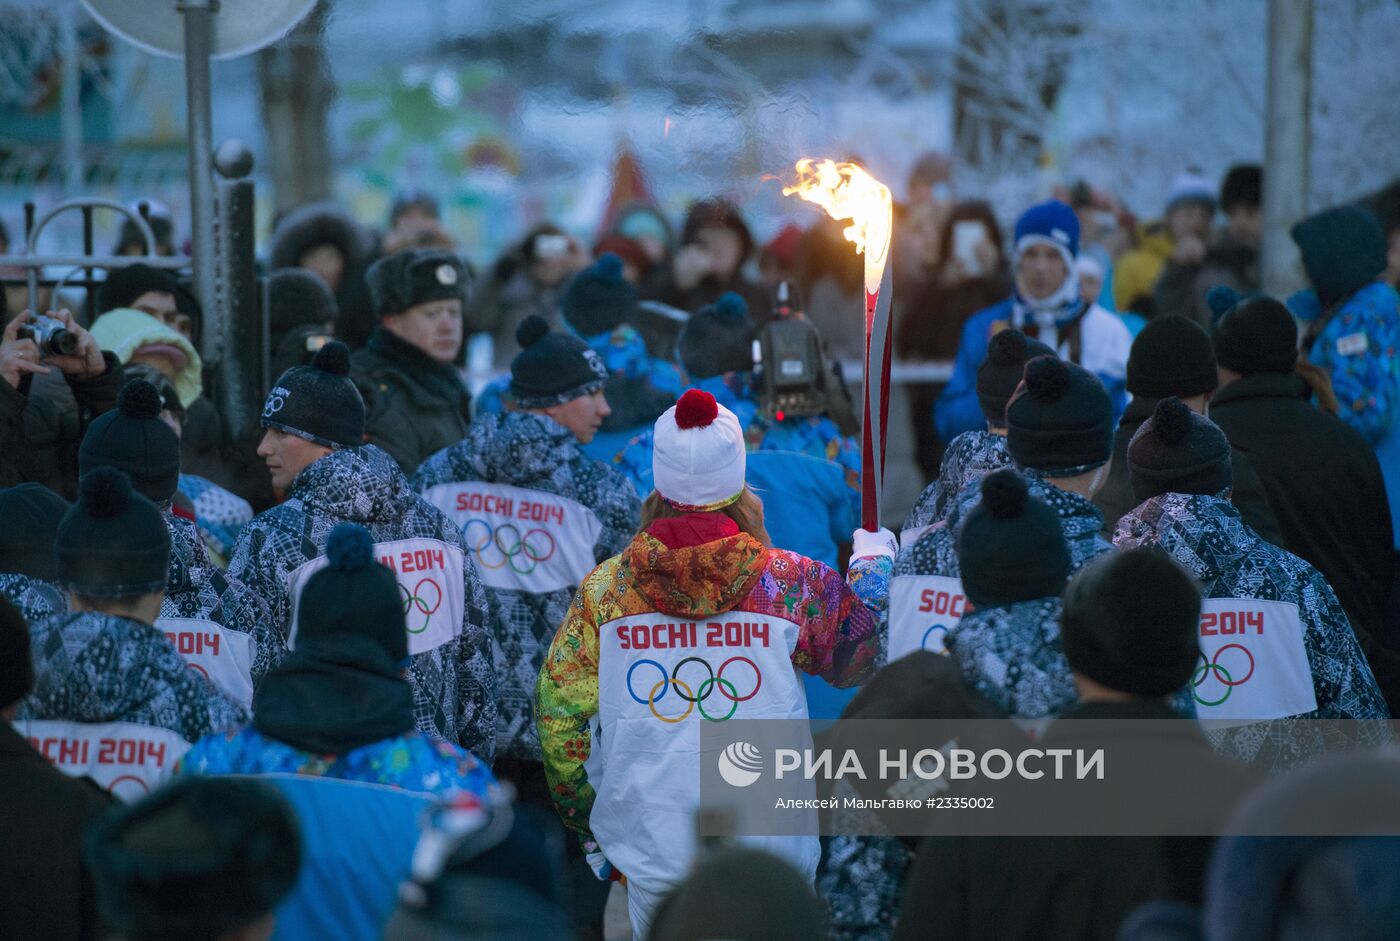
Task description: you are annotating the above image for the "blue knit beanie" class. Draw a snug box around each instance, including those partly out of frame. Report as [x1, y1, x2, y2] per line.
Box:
[1014, 200, 1080, 260]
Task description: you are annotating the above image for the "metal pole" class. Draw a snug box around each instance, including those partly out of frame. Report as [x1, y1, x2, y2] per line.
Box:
[180, 0, 221, 366]
[1260, 0, 1313, 299]
[60, 5, 84, 195]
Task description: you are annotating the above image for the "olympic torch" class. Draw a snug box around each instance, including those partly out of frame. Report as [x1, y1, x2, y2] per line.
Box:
[783, 159, 894, 531]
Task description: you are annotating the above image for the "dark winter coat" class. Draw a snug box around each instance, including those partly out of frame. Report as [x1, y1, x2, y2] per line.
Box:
[948, 598, 1076, 719]
[352, 326, 472, 476]
[19, 611, 248, 743]
[0, 721, 112, 941]
[0, 352, 123, 499]
[412, 411, 640, 760]
[895, 700, 1258, 941]
[1153, 231, 1258, 328]
[1094, 394, 1284, 546]
[268, 203, 375, 350]
[1116, 493, 1392, 770]
[226, 443, 498, 759]
[1208, 372, 1395, 640]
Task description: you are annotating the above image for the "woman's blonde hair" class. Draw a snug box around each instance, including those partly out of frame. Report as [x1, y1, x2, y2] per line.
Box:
[640, 487, 771, 547]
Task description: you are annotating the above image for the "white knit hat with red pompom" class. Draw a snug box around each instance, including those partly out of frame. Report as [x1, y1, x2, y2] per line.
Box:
[652, 389, 747, 511]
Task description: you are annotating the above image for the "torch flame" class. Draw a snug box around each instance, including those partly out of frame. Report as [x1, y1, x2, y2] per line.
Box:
[782, 158, 893, 292]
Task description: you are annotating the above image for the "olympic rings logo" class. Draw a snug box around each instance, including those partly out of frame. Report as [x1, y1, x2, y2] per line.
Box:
[399, 577, 443, 634]
[461, 519, 556, 575]
[921, 623, 951, 654]
[1192, 643, 1256, 706]
[625, 657, 763, 722]
[262, 394, 286, 418]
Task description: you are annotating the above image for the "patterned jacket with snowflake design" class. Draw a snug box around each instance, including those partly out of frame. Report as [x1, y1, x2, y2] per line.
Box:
[896, 474, 1112, 581]
[179, 725, 496, 797]
[901, 430, 1012, 540]
[227, 444, 498, 761]
[0, 572, 66, 626]
[19, 611, 247, 743]
[535, 516, 889, 895]
[412, 411, 640, 760]
[1115, 492, 1390, 771]
[947, 598, 1076, 719]
[162, 513, 280, 701]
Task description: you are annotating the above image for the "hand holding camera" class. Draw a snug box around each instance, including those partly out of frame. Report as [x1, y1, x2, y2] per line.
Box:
[1, 309, 106, 388]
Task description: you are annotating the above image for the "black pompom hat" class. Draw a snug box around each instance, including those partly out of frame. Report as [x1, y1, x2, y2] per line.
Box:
[562, 253, 637, 338]
[676, 292, 755, 379]
[1005, 355, 1114, 476]
[261, 340, 365, 449]
[957, 469, 1071, 606]
[1127, 396, 1233, 502]
[56, 467, 170, 600]
[509, 314, 609, 409]
[79, 379, 181, 502]
[976, 329, 1057, 426]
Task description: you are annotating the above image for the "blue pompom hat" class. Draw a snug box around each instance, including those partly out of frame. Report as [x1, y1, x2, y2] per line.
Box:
[562, 252, 638, 338]
[676, 292, 755, 379]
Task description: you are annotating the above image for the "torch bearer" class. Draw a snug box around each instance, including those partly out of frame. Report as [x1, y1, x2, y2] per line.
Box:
[783, 159, 894, 531]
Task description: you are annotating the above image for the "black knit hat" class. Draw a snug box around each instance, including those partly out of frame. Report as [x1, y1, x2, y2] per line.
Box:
[562, 253, 637, 337]
[86, 775, 301, 939]
[96, 263, 178, 315]
[1291, 204, 1388, 308]
[957, 470, 1071, 607]
[1209, 289, 1298, 375]
[366, 249, 468, 318]
[1061, 548, 1202, 697]
[0, 483, 70, 582]
[0, 595, 31, 710]
[509, 315, 608, 409]
[295, 524, 407, 661]
[1126, 315, 1218, 398]
[676, 292, 755, 379]
[1220, 164, 1262, 213]
[1128, 397, 1233, 502]
[262, 341, 365, 449]
[976, 329, 1056, 426]
[79, 379, 181, 502]
[1005, 355, 1114, 476]
[57, 468, 170, 600]
[267, 267, 338, 339]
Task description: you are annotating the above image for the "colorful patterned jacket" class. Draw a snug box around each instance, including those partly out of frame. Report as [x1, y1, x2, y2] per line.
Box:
[412, 411, 640, 760]
[900, 430, 1011, 541]
[179, 726, 496, 797]
[226, 444, 499, 761]
[535, 513, 890, 894]
[0, 573, 66, 626]
[1304, 282, 1400, 444]
[1115, 493, 1390, 771]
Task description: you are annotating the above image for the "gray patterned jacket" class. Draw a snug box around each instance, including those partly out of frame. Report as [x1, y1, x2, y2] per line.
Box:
[412, 411, 639, 760]
[1116, 493, 1390, 771]
[901, 430, 1011, 539]
[19, 611, 247, 742]
[227, 444, 498, 760]
[0, 573, 66, 626]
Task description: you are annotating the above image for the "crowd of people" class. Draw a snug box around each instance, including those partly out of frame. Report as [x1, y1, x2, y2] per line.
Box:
[0, 158, 1398, 941]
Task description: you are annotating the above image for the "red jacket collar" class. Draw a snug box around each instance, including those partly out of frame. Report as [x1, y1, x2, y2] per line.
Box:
[645, 512, 740, 549]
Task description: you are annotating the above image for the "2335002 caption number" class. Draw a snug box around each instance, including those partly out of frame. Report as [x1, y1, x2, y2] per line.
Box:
[930, 797, 995, 810]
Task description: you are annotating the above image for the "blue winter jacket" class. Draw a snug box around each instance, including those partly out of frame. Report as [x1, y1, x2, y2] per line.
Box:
[934, 298, 1131, 443]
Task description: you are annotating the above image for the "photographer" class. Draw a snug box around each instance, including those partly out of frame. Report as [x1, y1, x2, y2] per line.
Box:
[0, 308, 122, 497]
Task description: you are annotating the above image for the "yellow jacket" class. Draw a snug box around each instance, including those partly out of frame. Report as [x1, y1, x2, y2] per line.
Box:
[1112, 225, 1175, 314]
